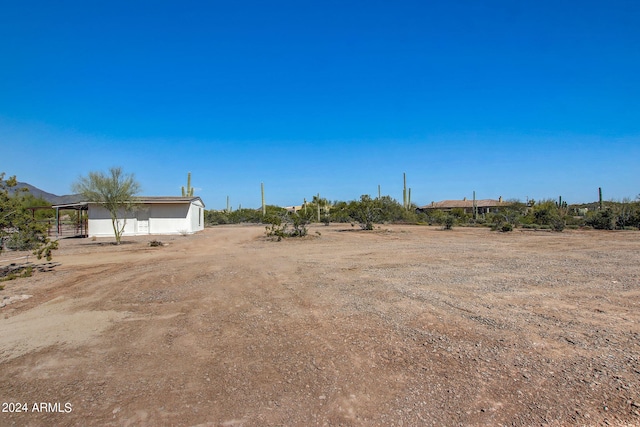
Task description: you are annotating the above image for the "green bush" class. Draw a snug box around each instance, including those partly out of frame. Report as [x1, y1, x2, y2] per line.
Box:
[586, 210, 615, 230]
[204, 210, 230, 225]
[443, 215, 455, 230]
[501, 223, 513, 232]
[264, 213, 308, 240]
[347, 195, 379, 230]
[427, 209, 448, 226]
[5, 229, 43, 251]
[551, 217, 565, 232]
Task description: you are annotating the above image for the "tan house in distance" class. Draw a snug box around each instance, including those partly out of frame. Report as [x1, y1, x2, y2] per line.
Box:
[417, 197, 510, 215]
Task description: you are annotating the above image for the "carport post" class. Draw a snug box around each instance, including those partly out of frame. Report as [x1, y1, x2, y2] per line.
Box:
[55, 206, 59, 238]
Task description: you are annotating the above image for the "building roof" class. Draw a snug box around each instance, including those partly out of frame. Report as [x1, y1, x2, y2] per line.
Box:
[419, 199, 509, 209]
[53, 196, 205, 209]
[133, 196, 205, 206]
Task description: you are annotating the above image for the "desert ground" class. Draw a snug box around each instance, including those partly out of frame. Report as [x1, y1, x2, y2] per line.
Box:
[0, 224, 639, 426]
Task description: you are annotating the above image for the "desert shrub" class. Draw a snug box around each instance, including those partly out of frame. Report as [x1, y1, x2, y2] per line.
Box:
[18, 193, 54, 220]
[450, 208, 470, 223]
[426, 209, 448, 226]
[585, 210, 615, 230]
[229, 208, 263, 223]
[531, 200, 557, 225]
[565, 215, 585, 227]
[347, 195, 380, 230]
[329, 201, 352, 223]
[613, 200, 640, 229]
[501, 223, 513, 232]
[264, 212, 308, 240]
[443, 215, 455, 230]
[4, 229, 43, 251]
[551, 217, 565, 232]
[289, 214, 308, 237]
[205, 210, 229, 225]
[206, 206, 289, 225]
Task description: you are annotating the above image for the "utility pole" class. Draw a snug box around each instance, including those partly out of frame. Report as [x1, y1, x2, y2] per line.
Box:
[261, 183, 266, 216]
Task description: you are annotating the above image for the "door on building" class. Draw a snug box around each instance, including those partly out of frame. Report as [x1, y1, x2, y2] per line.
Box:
[137, 209, 150, 234]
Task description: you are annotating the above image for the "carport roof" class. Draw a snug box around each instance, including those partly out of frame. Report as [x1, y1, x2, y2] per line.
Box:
[50, 201, 89, 210]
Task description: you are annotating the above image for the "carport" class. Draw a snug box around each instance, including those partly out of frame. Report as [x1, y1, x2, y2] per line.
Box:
[50, 202, 89, 238]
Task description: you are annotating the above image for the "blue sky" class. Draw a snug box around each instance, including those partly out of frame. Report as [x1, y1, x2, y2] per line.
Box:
[1, 1, 638, 209]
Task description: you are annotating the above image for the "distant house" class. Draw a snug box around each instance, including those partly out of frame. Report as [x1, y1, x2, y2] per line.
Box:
[284, 205, 303, 213]
[52, 196, 205, 238]
[417, 197, 510, 215]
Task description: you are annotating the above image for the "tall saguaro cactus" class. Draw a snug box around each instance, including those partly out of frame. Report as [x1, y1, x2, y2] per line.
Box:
[261, 182, 266, 216]
[403, 172, 407, 210]
[599, 187, 603, 210]
[182, 172, 194, 197]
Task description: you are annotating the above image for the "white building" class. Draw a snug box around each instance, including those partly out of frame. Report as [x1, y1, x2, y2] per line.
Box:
[53, 196, 205, 238]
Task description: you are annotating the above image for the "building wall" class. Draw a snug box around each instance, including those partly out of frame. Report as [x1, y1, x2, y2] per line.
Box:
[148, 204, 190, 235]
[188, 200, 205, 233]
[88, 205, 137, 237]
[88, 202, 203, 237]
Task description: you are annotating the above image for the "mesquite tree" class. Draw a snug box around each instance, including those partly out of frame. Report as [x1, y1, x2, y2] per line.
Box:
[72, 167, 141, 244]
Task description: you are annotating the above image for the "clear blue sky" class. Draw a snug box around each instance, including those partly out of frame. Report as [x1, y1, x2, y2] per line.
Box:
[1, 1, 638, 209]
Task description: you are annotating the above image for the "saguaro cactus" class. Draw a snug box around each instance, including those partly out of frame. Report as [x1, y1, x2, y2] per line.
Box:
[261, 183, 266, 216]
[181, 172, 194, 197]
[403, 172, 407, 210]
[599, 187, 603, 210]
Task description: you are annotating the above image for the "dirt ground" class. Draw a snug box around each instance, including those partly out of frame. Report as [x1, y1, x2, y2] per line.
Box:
[1, 224, 639, 426]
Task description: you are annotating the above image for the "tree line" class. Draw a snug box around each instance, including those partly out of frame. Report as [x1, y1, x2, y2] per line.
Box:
[206, 195, 640, 232]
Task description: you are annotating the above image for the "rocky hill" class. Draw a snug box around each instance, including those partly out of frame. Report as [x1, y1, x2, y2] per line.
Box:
[9, 182, 83, 205]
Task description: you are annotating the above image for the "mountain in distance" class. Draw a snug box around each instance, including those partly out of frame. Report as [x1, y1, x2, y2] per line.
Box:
[10, 181, 83, 205]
